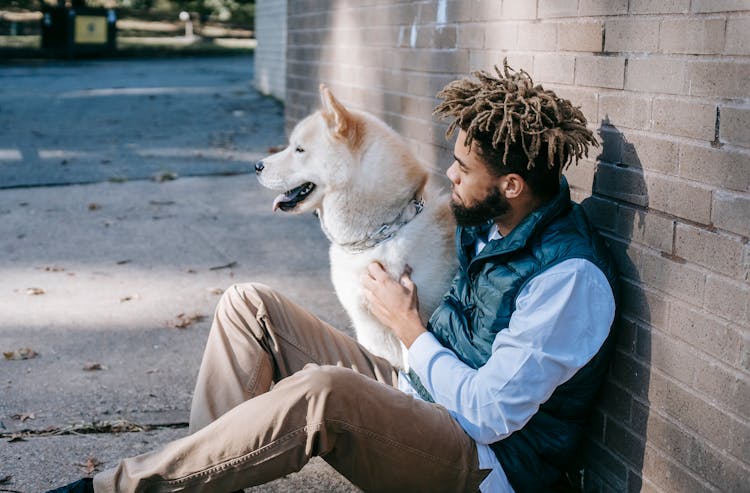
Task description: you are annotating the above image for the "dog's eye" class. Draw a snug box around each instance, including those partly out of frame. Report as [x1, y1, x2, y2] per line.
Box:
[295, 146, 305, 153]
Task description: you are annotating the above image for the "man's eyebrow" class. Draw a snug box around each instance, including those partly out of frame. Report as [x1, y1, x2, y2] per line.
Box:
[453, 154, 468, 168]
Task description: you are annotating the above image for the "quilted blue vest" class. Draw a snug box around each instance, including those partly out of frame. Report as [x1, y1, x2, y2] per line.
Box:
[416, 178, 618, 492]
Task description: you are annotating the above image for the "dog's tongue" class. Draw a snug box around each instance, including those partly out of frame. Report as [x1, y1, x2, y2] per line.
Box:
[272, 191, 296, 211]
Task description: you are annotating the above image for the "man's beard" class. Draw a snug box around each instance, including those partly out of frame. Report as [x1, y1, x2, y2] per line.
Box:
[450, 187, 510, 226]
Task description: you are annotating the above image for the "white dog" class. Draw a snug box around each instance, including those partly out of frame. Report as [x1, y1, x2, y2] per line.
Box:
[256, 85, 457, 369]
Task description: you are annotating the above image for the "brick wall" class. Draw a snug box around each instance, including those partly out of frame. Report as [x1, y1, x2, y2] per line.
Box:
[254, 0, 287, 101]
[285, 1, 750, 491]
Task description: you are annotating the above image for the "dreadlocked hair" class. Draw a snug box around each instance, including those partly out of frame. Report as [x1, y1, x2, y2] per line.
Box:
[434, 59, 597, 188]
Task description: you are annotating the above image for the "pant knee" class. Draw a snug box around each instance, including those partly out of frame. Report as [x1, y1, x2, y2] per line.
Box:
[293, 365, 361, 404]
[217, 282, 272, 314]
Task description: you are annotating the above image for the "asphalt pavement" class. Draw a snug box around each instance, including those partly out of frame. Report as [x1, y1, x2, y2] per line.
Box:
[0, 56, 359, 492]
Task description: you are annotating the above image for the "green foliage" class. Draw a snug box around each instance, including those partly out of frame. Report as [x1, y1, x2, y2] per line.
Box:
[2, 0, 255, 28]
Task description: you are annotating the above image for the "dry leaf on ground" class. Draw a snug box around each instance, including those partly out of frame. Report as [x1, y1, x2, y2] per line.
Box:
[3, 348, 38, 360]
[10, 412, 35, 422]
[88, 203, 100, 211]
[7, 434, 26, 443]
[209, 261, 237, 271]
[153, 171, 178, 182]
[171, 313, 206, 329]
[83, 362, 106, 371]
[77, 456, 103, 476]
[120, 294, 139, 303]
[207, 287, 224, 295]
[0, 475, 12, 484]
[25, 287, 45, 295]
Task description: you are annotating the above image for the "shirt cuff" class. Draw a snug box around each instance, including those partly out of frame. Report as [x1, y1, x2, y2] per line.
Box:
[408, 331, 447, 381]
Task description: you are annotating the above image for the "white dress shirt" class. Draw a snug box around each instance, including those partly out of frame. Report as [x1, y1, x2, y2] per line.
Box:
[397, 224, 616, 492]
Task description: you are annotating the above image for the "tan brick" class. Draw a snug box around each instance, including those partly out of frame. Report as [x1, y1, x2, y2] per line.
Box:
[629, 0, 689, 14]
[595, 121, 627, 166]
[565, 158, 596, 191]
[546, 84, 599, 126]
[620, 279, 669, 328]
[390, 49, 469, 73]
[617, 314, 641, 354]
[457, 22, 484, 49]
[704, 274, 750, 323]
[502, 0, 537, 19]
[603, 234, 643, 280]
[725, 17, 750, 55]
[678, 144, 750, 193]
[580, 193, 618, 230]
[582, 439, 629, 490]
[403, 72, 456, 98]
[439, 0, 476, 23]
[687, 61, 750, 98]
[415, 25, 457, 49]
[713, 189, 750, 237]
[604, 19, 659, 53]
[472, 0, 505, 21]
[517, 21, 557, 51]
[616, 205, 675, 252]
[605, 418, 644, 467]
[694, 360, 748, 416]
[469, 51, 533, 74]
[659, 18, 726, 55]
[621, 132, 678, 176]
[362, 26, 401, 47]
[575, 55, 625, 89]
[652, 98, 716, 141]
[625, 57, 686, 95]
[580, 0, 629, 16]
[592, 162, 649, 206]
[646, 371, 735, 453]
[609, 349, 651, 398]
[559, 21, 603, 52]
[538, 0, 578, 18]
[641, 251, 706, 305]
[645, 173, 713, 224]
[642, 445, 714, 493]
[532, 53, 575, 84]
[484, 22, 518, 50]
[598, 93, 651, 130]
[675, 223, 746, 279]
[599, 383, 633, 423]
[642, 409, 749, 492]
[692, 0, 750, 13]
[638, 327, 697, 386]
[721, 106, 750, 148]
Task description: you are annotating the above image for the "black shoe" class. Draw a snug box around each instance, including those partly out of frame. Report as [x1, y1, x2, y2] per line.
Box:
[45, 477, 94, 493]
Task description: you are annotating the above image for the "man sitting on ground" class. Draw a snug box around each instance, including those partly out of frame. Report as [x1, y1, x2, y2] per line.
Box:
[50, 62, 617, 493]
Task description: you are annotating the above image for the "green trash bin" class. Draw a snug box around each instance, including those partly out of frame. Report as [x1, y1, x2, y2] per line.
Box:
[41, 3, 116, 58]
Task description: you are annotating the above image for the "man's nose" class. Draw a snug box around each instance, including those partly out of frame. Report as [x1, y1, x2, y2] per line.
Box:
[254, 161, 265, 174]
[446, 162, 459, 183]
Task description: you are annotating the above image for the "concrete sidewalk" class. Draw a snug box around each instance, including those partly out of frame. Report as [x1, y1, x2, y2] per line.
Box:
[0, 57, 359, 492]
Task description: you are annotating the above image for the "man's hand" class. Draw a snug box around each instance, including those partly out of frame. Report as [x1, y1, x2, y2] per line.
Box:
[362, 262, 426, 349]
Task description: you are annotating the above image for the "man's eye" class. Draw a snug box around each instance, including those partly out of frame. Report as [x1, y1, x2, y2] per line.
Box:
[295, 146, 305, 153]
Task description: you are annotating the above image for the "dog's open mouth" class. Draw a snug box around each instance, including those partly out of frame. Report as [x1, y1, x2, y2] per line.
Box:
[273, 182, 317, 211]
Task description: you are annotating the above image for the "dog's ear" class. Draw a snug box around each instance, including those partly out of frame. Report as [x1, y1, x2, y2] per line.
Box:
[319, 84, 358, 142]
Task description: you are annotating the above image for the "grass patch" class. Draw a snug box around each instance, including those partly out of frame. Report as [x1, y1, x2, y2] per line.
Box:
[0, 34, 254, 59]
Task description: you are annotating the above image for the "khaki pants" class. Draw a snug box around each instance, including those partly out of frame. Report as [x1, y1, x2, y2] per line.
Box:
[94, 283, 488, 493]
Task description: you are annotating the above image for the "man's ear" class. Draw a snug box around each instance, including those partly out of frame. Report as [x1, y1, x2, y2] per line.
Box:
[501, 173, 525, 199]
[319, 84, 354, 140]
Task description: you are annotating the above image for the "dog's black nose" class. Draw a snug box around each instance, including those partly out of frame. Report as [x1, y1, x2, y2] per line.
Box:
[254, 161, 265, 174]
